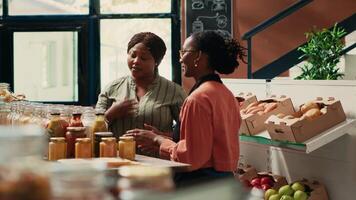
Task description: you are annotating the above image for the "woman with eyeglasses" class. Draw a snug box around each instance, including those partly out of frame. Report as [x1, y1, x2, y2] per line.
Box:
[126, 30, 245, 186]
[96, 32, 187, 154]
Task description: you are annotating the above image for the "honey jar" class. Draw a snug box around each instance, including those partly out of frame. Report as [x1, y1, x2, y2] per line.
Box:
[99, 137, 117, 157]
[48, 137, 67, 161]
[75, 138, 92, 158]
[118, 136, 135, 160]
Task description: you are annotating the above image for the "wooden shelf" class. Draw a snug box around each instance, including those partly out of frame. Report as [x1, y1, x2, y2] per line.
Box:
[240, 119, 356, 153]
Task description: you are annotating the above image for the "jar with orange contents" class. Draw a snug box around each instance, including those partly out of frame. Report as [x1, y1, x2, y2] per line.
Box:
[48, 137, 67, 161]
[99, 137, 117, 157]
[118, 136, 135, 160]
[75, 138, 92, 158]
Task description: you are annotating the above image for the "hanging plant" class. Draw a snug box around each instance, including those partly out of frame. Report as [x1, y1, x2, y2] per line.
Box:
[295, 23, 346, 80]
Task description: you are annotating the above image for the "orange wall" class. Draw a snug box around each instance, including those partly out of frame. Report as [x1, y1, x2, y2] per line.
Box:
[181, 0, 356, 92]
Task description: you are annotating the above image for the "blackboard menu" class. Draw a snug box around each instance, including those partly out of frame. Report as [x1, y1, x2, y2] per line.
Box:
[185, 0, 232, 38]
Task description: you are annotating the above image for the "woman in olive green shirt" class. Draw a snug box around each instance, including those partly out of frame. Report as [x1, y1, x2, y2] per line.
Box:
[96, 32, 186, 140]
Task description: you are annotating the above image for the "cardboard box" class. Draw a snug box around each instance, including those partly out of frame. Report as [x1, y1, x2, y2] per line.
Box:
[266, 97, 346, 143]
[294, 179, 329, 200]
[237, 165, 258, 183]
[235, 92, 258, 109]
[239, 95, 295, 136]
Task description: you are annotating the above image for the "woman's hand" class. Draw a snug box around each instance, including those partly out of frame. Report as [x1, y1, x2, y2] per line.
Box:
[105, 99, 138, 122]
[125, 124, 165, 154]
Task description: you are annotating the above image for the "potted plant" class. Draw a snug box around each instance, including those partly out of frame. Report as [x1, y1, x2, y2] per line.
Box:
[295, 23, 346, 80]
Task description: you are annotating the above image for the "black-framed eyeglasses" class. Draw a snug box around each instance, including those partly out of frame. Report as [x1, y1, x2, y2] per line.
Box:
[179, 49, 198, 57]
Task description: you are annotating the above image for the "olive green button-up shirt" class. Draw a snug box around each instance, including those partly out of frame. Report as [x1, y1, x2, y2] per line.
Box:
[96, 75, 187, 138]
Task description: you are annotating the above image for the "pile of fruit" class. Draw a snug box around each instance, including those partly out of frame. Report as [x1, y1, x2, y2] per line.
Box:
[241, 100, 278, 115]
[274, 101, 325, 121]
[265, 182, 309, 200]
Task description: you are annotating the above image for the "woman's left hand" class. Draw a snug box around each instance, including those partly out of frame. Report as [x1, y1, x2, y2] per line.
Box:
[125, 124, 165, 148]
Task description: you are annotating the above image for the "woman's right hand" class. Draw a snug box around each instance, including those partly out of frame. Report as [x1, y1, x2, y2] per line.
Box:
[105, 99, 138, 122]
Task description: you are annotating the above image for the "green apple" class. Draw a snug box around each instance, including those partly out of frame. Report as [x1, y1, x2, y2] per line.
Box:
[280, 195, 294, 200]
[278, 185, 294, 196]
[291, 182, 305, 192]
[269, 194, 281, 200]
[294, 190, 308, 200]
[265, 188, 278, 200]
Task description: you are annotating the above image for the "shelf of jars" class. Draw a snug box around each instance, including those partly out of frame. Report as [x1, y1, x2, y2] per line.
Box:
[240, 118, 356, 153]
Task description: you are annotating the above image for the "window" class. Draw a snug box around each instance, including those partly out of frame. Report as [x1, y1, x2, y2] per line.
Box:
[0, 1, 2, 16]
[100, 18, 172, 90]
[8, 0, 89, 15]
[101, 0, 171, 14]
[14, 32, 78, 102]
[0, 0, 180, 105]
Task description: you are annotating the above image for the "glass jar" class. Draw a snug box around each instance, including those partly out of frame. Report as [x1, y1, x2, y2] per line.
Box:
[46, 111, 69, 138]
[118, 136, 136, 161]
[0, 82, 13, 102]
[48, 137, 67, 161]
[69, 112, 84, 127]
[65, 127, 86, 158]
[50, 162, 113, 200]
[117, 166, 174, 200]
[93, 109, 108, 133]
[100, 137, 117, 157]
[82, 107, 96, 147]
[75, 138, 92, 158]
[0, 101, 11, 125]
[94, 132, 113, 157]
[0, 125, 51, 200]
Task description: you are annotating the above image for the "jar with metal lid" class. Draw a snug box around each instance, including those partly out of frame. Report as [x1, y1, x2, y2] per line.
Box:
[50, 162, 113, 200]
[0, 125, 51, 200]
[93, 109, 108, 133]
[75, 138, 92, 158]
[94, 132, 113, 157]
[48, 137, 67, 161]
[100, 137, 117, 157]
[65, 127, 86, 158]
[118, 136, 136, 160]
[117, 166, 174, 200]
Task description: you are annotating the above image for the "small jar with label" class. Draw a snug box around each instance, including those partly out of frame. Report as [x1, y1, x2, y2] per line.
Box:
[94, 132, 113, 157]
[66, 127, 86, 158]
[118, 136, 136, 160]
[48, 137, 67, 161]
[100, 137, 117, 157]
[75, 138, 92, 158]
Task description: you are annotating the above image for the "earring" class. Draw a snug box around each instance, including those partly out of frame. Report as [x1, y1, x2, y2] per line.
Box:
[194, 63, 198, 67]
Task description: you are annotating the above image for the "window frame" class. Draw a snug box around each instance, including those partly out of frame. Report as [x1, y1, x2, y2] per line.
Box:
[0, 0, 181, 105]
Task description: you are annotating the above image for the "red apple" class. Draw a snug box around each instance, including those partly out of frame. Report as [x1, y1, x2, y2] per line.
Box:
[242, 179, 252, 188]
[250, 177, 261, 187]
[260, 176, 274, 186]
[261, 184, 271, 191]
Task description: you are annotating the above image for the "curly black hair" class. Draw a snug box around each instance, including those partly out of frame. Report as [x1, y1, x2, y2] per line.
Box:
[127, 32, 167, 66]
[190, 30, 246, 74]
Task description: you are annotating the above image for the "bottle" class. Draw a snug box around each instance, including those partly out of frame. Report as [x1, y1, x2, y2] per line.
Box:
[75, 138, 92, 158]
[100, 137, 117, 157]
[93, 109, 108, 133]
[48, 137, 67, 161]
[118, 136, 136, 160]
[46, 110, 69, 138]
[94, 132, 113, 157]
[65, 127, 86, 158]
[69, 112, 84, 127]
[117, 166, 174, 200]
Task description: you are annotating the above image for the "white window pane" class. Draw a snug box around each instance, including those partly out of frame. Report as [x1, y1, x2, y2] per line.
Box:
[9, 0, 89, 15]
[0, 1, 2, 16]
[101, 0, 171, 14]
[14, 32, 78, 102]
[100, 19, 172, 90]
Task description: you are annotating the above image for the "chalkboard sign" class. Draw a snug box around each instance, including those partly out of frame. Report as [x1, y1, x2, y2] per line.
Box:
[185, 0, 232, 38]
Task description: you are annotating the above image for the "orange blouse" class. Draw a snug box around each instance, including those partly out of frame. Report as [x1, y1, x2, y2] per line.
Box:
[160, 81, 241, 172]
